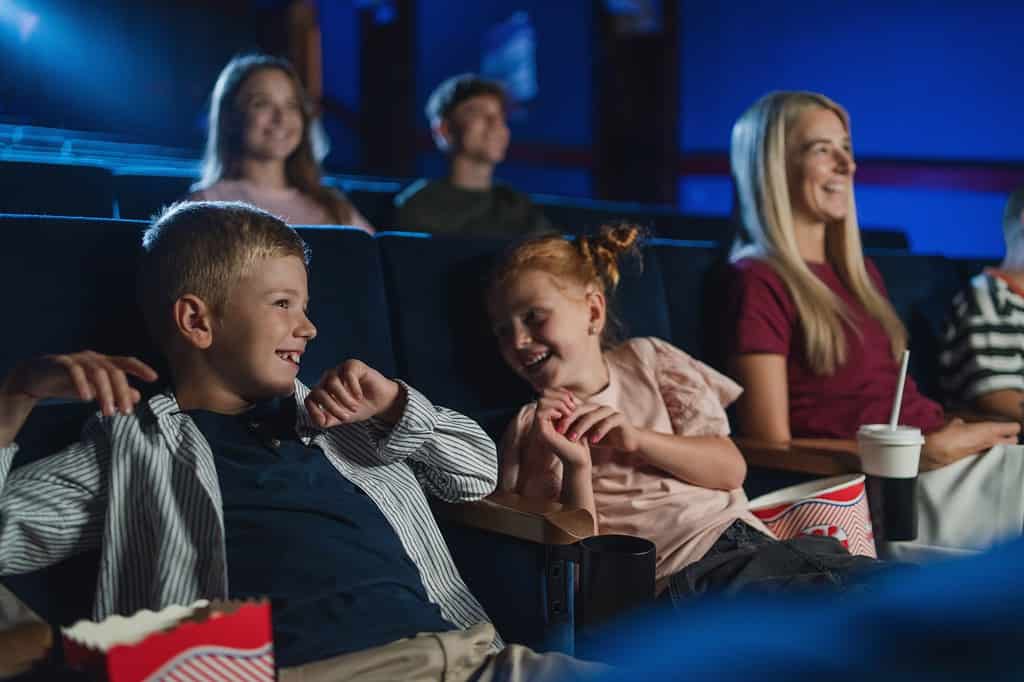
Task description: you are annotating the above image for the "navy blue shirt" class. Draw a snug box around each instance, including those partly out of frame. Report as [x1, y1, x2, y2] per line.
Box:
[186, 398, 455, 667]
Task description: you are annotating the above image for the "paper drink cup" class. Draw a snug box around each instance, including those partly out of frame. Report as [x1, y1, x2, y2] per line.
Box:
[857, 424, 923, 542]
[749, 473, 876, 558]
[856, 425, 923, 478]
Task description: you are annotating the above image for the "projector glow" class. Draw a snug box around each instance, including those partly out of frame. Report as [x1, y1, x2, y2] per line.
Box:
[0, 0, 38, 42]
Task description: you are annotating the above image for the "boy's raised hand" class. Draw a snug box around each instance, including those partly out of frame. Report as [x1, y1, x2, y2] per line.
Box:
[2, 351, 159, 417]
[305, 359, 406, 428]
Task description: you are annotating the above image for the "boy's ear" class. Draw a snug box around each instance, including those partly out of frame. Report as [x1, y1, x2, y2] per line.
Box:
[172, 294, 215, 350]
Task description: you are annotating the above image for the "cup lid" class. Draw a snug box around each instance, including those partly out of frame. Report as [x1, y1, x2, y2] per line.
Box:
[856, 424, 924, 445]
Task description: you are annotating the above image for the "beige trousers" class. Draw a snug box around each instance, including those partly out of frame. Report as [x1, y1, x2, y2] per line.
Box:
[278, 623, 609, 682]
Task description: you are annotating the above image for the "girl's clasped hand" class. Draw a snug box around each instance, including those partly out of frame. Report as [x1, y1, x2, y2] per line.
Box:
[537, 388, 639, 452]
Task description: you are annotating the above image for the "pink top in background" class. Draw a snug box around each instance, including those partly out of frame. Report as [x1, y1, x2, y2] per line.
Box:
[500, 336, 769, 586]
[190, 179, 374, 233]
[724, 257, 946, 438]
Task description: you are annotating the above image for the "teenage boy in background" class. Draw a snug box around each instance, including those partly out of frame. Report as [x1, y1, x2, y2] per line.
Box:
[396, 73, 553, 236]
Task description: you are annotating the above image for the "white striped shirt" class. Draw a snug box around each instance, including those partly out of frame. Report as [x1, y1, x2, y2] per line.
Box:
[0, 380, 501, 647]
[941, 271, 1024, 402]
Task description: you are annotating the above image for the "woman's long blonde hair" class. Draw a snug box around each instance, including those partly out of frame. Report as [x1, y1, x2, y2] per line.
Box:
[730, 91, 906, 375]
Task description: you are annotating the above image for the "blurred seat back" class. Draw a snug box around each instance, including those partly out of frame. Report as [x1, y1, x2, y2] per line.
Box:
[0, 215, 156, 380]
[328, 176, 402, 229]
[295, 226, 397, 381]
[0, 161, 114, 217]
[869, 252, 965, 401]
[112, 171, 196, 220]
[650, 239, 726, 364]
[860, 226, 910, 250]
[377, 233, 528, 413]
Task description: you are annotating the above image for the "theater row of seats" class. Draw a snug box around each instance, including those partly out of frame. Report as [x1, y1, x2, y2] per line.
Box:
[0, 213, 974, 659]
[0, 158, 912, 248]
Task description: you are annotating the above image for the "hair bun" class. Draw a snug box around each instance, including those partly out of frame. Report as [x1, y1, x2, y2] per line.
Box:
[579, 223, 644, 291]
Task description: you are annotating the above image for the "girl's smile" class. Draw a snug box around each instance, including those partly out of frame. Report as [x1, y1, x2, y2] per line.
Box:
[490, 269, 609, 397]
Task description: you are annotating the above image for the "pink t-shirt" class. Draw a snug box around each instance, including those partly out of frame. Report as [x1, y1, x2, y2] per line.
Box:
[500, 337, 770, 584]
[190, 179, 373, 232]
[724, 257, 946, 438]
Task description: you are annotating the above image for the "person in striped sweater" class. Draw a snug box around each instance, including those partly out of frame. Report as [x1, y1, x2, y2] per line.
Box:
[941, 186, 1024, 421]
[0, 202, 601, 680]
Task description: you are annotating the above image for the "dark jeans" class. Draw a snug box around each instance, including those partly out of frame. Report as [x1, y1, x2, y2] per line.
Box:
[661, 520, 899, 608]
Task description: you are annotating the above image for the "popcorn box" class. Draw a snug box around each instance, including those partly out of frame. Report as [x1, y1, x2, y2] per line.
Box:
[749, 473, 877, 558]
[62, 599, 274, 682]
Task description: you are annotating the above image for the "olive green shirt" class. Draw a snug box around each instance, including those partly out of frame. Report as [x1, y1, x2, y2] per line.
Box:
[395, 179, 553, 236]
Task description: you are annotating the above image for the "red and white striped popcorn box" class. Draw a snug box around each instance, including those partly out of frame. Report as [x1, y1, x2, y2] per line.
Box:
[749, 473, 877, 559]
[62, 599, 274, 681]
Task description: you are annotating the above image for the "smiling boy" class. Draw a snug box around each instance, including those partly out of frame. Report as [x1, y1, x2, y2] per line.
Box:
[395, 73, 553, 236]
[0, 202, 598, 680]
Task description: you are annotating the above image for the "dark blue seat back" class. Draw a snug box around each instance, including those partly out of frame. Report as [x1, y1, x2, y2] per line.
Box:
[650, 240, 726, 364]
[328, 176, 402, 229]
[377, 233, 527, 412]
[0, 162, 115, 217]
[957, 257, 999, 283]
[869, 252, 964, 402]
[861, 227, 910, 250]
[296, 226, 396, 382]
[0, 215, 159, 381]
[112, 171, 196, 220]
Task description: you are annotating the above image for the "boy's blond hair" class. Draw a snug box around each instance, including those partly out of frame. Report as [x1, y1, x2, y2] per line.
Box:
[138, 201, 310, 349]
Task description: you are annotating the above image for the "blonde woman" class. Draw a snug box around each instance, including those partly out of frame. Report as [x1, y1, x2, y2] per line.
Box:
[722, 91, 1023, 558]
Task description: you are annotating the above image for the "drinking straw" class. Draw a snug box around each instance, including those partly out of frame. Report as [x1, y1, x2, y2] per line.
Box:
[889, 349, 910, 430]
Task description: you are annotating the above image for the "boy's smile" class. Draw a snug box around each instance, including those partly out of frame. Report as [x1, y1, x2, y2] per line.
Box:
[203, 254, 316, 409]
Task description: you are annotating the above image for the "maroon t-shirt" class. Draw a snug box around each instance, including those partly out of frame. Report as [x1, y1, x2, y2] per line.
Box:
[724, 257, 946, 439]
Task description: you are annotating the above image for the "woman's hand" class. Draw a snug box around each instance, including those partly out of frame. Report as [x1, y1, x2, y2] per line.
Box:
[922, 418, 1020, 470]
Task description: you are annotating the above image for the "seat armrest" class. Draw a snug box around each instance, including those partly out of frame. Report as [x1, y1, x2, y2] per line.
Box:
[735, 437, 861, 476]
[433, 492, 595, 545]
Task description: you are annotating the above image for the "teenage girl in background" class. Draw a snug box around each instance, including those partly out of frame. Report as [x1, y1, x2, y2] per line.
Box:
[190, 54, 373, 233]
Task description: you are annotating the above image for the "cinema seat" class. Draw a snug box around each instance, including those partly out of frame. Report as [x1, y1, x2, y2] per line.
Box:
[0, 161, 114, 217]
[112, 170, 196, 220]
